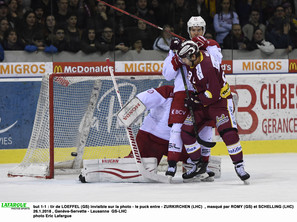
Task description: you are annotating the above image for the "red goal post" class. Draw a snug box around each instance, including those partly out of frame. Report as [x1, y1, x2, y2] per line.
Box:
[8, 71, 169, 179]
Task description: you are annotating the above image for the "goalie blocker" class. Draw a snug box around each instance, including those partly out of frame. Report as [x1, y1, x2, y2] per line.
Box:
[117, 97, 146, 127]
[79, 156, 221, 183]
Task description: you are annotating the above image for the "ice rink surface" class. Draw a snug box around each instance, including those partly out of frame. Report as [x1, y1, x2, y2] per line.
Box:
[1, 153, 297, 221]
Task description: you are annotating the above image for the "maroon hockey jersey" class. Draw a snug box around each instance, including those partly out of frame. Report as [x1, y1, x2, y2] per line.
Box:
[185, 51, 231, 106]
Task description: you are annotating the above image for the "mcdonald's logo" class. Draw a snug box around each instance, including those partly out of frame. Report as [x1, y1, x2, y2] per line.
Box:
[53, 65, 63, 73]
[289, 61, 297, 73]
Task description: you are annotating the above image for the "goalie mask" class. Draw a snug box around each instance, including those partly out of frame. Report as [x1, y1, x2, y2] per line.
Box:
[187, 16, 206, 38]
[177, 40, 200, 61]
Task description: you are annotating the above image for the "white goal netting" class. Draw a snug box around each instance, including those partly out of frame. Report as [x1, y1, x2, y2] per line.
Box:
[8, 73, 169, 178]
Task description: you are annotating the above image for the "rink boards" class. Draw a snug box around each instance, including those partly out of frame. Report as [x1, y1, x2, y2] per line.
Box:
[1, 74, 297, 164]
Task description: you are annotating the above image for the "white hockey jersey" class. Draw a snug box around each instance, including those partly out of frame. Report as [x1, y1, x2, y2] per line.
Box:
[136, 86, 174, 141]
[162, 50, 194, 93]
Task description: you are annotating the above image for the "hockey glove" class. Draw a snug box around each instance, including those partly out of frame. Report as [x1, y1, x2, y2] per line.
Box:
[171, 54, 183, 71]
[192, 36, 209, 49]
[170, 38, 182, 51]
[184, 92, 202, 109]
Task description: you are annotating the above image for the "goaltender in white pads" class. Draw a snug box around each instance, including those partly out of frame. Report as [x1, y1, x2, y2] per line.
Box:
[80, 86, 221, 183]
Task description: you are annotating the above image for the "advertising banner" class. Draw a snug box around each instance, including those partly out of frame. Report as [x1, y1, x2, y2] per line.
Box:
[233, 59, 288, 74]
[221, 60, 232, 74]
[1, 73, 296, 150]
[225, 74, 297, 141]
[115, 61, 164, 73]
[0, 59, 293, 78]
[0, 81, 40, 149]
[53, 62, 113, 74]
[289, 59, 297, 73]
[0, 77, 169, 149]
[115, 60, 233, 74]
[0, 62, 52, 77]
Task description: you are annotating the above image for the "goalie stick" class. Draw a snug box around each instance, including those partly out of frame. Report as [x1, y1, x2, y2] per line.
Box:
[107, 59, 169, 183]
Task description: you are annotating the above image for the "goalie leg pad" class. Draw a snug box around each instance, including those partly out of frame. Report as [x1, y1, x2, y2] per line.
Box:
[80, 158, 158, 183]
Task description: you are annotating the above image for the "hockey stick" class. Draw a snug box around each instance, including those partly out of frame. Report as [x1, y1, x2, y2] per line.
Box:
[107, 59, 169, 183]
[180, 66, 216, 148]
[97, 0, 185, 40]
[99, 0, 213, 148]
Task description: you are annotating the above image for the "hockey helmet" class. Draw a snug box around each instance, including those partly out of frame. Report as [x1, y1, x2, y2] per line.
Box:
[177, 40, 200, 60]
[187, 16, 206, 38]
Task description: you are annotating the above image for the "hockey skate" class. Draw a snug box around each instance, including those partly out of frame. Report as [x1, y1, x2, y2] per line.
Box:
[182, 158, 208, 182]
[165, 160, 177, 181]
[183, 159, 214, 182]
[234, 161, 250, 184]
[79, 174, 86, 183]
[183, 170, 214, 183]
[201, 169, 215, 182]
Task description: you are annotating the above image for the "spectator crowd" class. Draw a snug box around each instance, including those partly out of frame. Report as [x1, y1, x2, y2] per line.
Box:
[0, 0, 296, 59]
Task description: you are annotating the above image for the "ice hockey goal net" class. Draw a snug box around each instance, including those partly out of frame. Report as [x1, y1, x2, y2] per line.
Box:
[8, 72, 166, 178]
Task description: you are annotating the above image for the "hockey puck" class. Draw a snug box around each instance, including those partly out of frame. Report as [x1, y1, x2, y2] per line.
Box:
[71, 152, 77, 156]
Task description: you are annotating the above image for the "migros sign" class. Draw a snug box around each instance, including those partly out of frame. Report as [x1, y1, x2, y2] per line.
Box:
[124, 62, 163, 72]
[0, 63, 50, 77]
[243, 61, 282, 70]
[115, 61, 163, 73]
[233, 59, 288, 73]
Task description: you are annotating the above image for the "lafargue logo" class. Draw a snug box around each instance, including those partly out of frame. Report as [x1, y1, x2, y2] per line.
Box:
[1, 202, 29, 209]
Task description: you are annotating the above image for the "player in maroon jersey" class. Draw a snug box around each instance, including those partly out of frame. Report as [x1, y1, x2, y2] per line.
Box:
[160, 16, 221, 180]
[124, 85, 220, 181]
[176, 40, 250, 184]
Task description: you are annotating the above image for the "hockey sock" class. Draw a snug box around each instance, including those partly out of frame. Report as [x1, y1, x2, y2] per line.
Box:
[221, 130, 243, 163]
[227, 141, 243, 163]
[168, 160, 177, 167]
[181, 127, 197, 145]
[168, 123, 183, 162]
[184, 142, 201, 161]
[201, 146, 211, 162]
[181, 126, 202, 161]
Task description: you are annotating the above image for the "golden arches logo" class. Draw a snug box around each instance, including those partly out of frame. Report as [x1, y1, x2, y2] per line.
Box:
[289, 62, 297, 72]
[53, 65, 63, 73]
